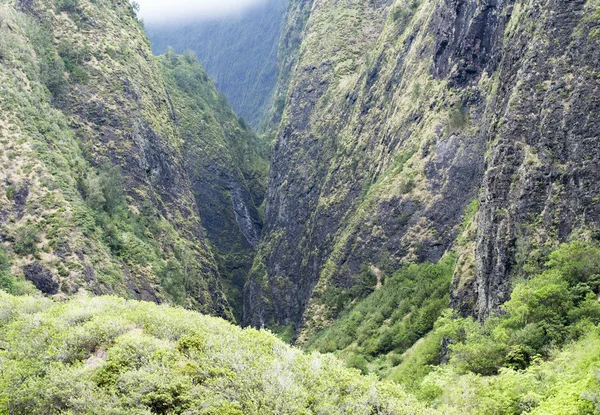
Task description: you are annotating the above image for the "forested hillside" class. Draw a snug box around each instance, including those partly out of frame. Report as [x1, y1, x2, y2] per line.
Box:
[147, 0, 289, 129]
[0, 0, 267, 320]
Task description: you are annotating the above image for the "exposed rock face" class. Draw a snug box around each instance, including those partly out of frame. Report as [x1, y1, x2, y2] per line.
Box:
[23, 263, 58, 295]
[244, 0, 600, 334]
[469, 0, 600, 318]
[229, 185, 262, 248]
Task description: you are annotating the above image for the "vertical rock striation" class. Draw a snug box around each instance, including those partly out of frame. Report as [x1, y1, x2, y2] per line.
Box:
[244, 0, 600, 334]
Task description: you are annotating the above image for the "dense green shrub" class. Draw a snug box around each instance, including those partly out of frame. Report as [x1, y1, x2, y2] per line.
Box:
[395, 241, 600, 383]
[2, 267, 599, 415]
[425, 242, 600, 379]
[58, 40, 90, 84]
[0, 248, 37, 296]
[13, 224, 40, 256]
[56, 0, 78, 14]
[84, 166, 125, 214]
[28, 24, 67, 97]
[308, 255, 456, 371]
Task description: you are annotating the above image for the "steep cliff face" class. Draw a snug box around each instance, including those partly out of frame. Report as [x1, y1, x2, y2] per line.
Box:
[465, 0, 600, 319]
[244, 0, 600, 335]
[261, 0, 314, 138]
[147, 0, 289, 129]
[0, 0, 268, 320]
[158, 51, 269, 320]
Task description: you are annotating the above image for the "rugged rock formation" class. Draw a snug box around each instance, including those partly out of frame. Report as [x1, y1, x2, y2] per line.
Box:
[2, 0, 598, 338]
[244, 0, 600, 335]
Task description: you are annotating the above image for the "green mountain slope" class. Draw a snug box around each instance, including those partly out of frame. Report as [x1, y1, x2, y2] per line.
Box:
[0, 0, 268, 320]
[304, 255, 456, 371]
[1, 287, 600, 414]
[2, 0, 600, 412]
[147, 0, 289, 129]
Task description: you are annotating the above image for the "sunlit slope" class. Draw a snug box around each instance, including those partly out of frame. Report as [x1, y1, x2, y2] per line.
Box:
[0, 292, 445, 415]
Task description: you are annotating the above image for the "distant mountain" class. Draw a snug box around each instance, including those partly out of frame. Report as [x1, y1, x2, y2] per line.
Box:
[146, 0, 289, 129]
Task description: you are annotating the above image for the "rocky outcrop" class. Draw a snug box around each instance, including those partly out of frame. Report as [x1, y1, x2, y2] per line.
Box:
[244, 0, 600, 334]
[23, 263, 58, 295]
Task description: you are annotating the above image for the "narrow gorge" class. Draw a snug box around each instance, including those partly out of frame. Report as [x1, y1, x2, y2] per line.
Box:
[1, 0, 600, 413]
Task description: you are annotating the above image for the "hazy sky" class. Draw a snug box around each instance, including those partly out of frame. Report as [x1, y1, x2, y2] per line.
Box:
[136, 0, 267, 24]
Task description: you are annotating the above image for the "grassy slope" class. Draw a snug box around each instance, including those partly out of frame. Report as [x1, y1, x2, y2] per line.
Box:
[305, 255, 455, 375]
[306, 241, 600, 414]
[1, 284, 599, 414]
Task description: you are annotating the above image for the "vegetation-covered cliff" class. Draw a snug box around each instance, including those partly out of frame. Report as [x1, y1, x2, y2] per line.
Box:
[147, 0, 289, 129]
[244, 0, 600, 341]
[158, 51, 269, 320]
[0, 0, 267, 321]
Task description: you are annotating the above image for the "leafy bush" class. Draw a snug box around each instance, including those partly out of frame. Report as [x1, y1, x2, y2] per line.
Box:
[84, 165, 125, 214]
[446, 104, 470, 134]
[0, 247, 36, 295]
[13, 224, 40, 256]
[0, 247, 14, 292]
[5, 186, 14, 200]
[56, 0, 78, 14]
[58, 40, 90, 84]
[28, 24, 67, 97]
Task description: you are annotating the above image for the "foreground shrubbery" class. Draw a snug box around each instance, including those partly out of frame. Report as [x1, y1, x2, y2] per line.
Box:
[393, 242, 600, 382]
[2, 241, 599, 414]
[395, 241, 600, 414]
[0, 292, 446, 415]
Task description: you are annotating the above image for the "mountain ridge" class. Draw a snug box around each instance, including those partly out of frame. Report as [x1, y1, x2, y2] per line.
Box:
[147, 0, 289, 129]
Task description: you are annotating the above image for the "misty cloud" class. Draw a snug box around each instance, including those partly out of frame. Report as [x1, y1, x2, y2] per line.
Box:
[135, 0, 268, 24]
